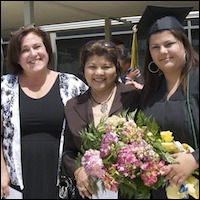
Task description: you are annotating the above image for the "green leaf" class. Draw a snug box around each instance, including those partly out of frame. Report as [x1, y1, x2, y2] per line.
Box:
[119, 177, 152, 199]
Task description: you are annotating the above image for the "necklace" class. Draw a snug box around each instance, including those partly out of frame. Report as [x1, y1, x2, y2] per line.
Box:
[91, 86, 116, 113]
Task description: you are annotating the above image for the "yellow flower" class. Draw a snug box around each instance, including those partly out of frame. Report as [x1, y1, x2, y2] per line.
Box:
[161, 142, 179, 153]
[160, 131, 174, 142]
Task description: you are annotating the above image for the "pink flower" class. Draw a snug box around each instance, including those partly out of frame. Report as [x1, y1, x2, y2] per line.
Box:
[100, 132, 118, 158]
[81, 149, 105, 178]
[117, 144, 141, 179]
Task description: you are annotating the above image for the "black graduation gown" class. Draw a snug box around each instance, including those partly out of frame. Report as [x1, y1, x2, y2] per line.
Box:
[142, 67, 199, 199]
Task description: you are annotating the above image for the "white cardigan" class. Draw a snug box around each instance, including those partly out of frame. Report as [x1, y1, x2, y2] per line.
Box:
[1, 72, 88, 189]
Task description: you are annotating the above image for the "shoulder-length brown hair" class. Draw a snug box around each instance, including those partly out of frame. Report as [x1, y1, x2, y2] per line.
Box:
[6, 26, 53, 75]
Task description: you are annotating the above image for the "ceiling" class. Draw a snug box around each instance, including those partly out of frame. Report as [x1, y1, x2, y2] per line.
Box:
[1, 1, 199, 39]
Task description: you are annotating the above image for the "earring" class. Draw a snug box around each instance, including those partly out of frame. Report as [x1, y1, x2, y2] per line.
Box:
[184, 52, 188, 63]
[148, 61, 159, 73]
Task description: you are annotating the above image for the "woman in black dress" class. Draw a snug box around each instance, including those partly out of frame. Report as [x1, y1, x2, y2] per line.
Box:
[1, 25, 88, 199]
[137, 6, 199, 199]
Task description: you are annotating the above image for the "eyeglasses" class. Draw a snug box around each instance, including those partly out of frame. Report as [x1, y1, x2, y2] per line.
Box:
[10, 23, 35, 37]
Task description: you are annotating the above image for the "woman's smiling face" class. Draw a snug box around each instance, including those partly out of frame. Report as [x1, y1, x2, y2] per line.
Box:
[84, 55, 117, 92]
[149, 30, 186, 74]
[18, 32, 49, 74]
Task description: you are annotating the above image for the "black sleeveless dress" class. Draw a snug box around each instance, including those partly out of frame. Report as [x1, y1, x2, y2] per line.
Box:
[19, 77, 64, 199]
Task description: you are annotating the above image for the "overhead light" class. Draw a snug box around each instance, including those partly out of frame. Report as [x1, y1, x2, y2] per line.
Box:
[41, 19, 106, 32]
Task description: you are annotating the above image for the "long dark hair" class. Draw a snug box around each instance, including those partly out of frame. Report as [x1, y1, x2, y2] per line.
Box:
[141, 30, 199, 107]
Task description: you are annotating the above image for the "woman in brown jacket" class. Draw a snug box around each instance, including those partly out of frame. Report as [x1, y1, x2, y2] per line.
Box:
[63, 39, 140, 199]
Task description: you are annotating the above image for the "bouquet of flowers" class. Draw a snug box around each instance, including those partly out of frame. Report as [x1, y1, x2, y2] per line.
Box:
[76, 110, 199, 199]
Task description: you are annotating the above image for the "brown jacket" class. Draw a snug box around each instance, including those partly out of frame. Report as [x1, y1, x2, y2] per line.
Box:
[63, 82, 140, 178]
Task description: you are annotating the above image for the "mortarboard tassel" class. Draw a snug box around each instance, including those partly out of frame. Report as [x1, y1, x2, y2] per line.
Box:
[130, 25, 138, 70]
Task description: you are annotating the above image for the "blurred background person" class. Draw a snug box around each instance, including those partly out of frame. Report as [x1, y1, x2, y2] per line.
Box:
[117, 47, 143, 90]
[117, 47, 132, 83]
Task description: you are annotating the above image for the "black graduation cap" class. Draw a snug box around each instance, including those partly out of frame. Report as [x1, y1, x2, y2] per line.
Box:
[137, 5, 193, 39]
